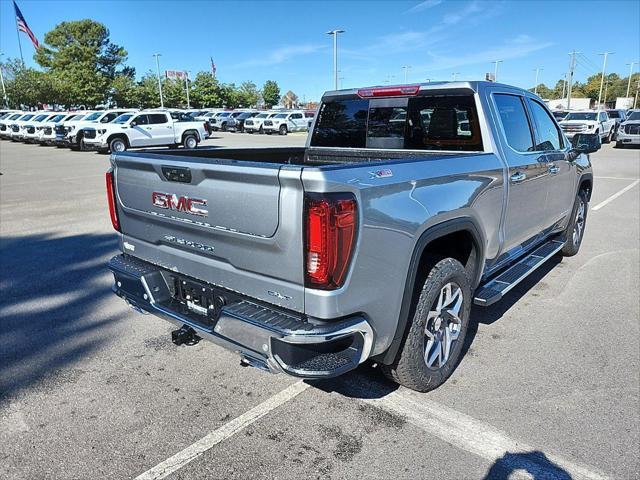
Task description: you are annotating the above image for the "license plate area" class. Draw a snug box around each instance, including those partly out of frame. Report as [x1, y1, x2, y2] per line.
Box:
[163, 273, 243, 330]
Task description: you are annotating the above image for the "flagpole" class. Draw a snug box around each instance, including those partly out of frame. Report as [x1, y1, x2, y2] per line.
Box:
[14, 2, 24, 64]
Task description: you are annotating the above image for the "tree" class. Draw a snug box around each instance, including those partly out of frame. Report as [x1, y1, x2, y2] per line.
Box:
[162, 78, 187, 108]
[136, 72, 162, 108]
[529, 83, 553, 99]
[110, 73, 139, 107]
[34, 20, 128, 107]
[191, 72, 224, 108]
[2, 58, 56, 108]
[262, 80, 280, 107]
[237, 81, 260, 107]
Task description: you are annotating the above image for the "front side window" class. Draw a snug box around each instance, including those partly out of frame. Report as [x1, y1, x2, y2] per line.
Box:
[494, 94, 534, 152]
[599, 112, 607, 122]
[528, 99, 563, 151]
[607, 111, 620, 119]
[84, 112, 102, 121]
[147, 114, 168, 124]
[132, 115, 149, 125]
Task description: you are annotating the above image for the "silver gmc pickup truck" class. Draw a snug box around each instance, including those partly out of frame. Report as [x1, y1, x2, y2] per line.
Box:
[106, 81, 600, 392]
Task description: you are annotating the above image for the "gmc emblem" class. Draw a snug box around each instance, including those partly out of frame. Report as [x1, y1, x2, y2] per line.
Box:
[152, 192, 208, 217]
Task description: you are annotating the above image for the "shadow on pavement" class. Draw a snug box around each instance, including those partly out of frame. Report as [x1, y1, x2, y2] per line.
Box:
[0, 232, 121, 402]
[461, 254, 562, 360]
[483, 450, 572, 479]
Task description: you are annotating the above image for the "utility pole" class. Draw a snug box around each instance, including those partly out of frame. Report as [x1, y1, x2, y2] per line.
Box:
[326, 30, 345, 90]
[492, 60, 503, 81]
[626, 62, 637, 98]
[452, 72, 460, 81]
[401, 65, 411, 83]
[184, 71, 190, 108]
[567, 51, 579, 110]
[635, 77, 640, 109]
[533, 67, 543, 95]
[153, 53, 164, 108]
[597, 52, 614, 109]
[561, 74, 567, 101]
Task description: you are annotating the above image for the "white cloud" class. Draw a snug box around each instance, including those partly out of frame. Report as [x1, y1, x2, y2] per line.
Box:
[231, 44, 325, 68]
[406, 0, 443, 13]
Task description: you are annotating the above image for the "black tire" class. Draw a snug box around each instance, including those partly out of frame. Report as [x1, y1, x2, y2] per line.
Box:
[258, 126, 264, 134]
[562, 189, 588, 257]
[221, 122, 227, 132]
[109, 136, 127, 153]
[279, 125, 288, 135]
[604, 129, 613, 144]
[182, 133, 198, 149]
[614, 141, 624, 149]
[381, 257, 471, 392]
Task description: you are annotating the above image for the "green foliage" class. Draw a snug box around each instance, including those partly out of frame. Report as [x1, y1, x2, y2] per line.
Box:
[262, 80, 281, 107]
[190, 72, 223, 108]
[237, 81, 260, 107]
[2, 58, 56, 108]
[529, 83, 554, 99]
[34, 19, 128, 107]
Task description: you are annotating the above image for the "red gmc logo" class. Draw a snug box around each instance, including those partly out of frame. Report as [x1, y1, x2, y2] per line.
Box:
[152, 192, 208, 217]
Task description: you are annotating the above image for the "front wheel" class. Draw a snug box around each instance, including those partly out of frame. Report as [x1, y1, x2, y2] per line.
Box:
[221, 122, 227, 132]
[382, 257, 471, 392]
[603, 129, 613, 144]
[183, 133, 198, 149]
[109, 137, 127, 153]
[279, 125, 288, 135]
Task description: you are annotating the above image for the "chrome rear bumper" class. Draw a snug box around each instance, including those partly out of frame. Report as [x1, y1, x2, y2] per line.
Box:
[109, 254, 374, 378]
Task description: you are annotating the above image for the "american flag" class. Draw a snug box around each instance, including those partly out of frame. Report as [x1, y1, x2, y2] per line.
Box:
[14, 1, 40, 49]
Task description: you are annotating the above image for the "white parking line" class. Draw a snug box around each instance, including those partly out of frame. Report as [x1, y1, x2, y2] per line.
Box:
[135, 381, 309, 480]
[592, 179, 640, 211]
[594, 176, 639, 180]
[364, 389, 610, 480]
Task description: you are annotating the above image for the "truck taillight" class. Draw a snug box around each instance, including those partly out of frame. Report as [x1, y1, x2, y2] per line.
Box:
[105, 170, 120, 232]
[305, 193, 357, 289]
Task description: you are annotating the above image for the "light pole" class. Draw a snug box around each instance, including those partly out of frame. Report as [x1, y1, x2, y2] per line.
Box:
[153, 53, 164, 108]
[184, 70, 190, 108]
[401, 65, 411, 83]
[491, 60, 503, 81]
[0, 53, 8, 108]
[626, 62, 637, 99]
[597, 52, 614, 108]
[452, 72, 460, 81]
[326, 29, 345, 90]
[533, 67, 543, 95]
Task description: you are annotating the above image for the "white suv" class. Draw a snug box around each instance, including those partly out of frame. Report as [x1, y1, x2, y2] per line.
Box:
[262, 111, 309, 135]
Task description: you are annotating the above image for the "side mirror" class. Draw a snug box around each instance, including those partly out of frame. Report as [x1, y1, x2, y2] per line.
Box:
[571, 133, 600, 155]
[129, 122, 137, 127]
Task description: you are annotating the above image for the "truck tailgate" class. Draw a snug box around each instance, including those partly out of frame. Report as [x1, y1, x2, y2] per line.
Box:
[111, 153, 305, 312]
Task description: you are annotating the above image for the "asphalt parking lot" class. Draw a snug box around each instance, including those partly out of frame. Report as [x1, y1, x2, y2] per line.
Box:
[1, 134, 638, 480]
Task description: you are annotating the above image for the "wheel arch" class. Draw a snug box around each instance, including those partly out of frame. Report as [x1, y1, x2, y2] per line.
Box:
[578, 172, 593, 201]
[377, 217, 485, 365]
[107, 133, 129, 148]
[182, 129, 200, 142]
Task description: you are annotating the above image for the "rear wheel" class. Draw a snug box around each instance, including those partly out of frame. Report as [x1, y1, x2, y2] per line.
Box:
[562, 189, 588, 257]
[382, 257, 471, 392]
[183, 133, 198, 149]
[109, 137, 127, 153]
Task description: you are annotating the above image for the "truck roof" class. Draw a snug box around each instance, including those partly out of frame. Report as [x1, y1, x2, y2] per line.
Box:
[322, 80, 527, 100]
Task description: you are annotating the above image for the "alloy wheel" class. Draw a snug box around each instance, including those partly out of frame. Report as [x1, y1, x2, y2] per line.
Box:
[424, 282, 463, 370]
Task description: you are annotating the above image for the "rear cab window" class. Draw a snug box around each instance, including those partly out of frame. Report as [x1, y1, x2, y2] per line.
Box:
[310, 93, 483, 151]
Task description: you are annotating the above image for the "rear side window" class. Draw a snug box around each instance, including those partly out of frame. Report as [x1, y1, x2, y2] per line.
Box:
[494, 94, 534, 152]
[148, 114, 168, 124]
[527, 100, 563, 151]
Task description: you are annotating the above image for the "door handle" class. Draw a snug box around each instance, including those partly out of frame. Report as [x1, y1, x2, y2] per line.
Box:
[510, 172, 526, 183]
[548, 164, 559, 174]
[145, 127, 152, 130]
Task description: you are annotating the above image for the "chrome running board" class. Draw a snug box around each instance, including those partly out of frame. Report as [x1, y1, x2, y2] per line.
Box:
[474, 239, 565, 306]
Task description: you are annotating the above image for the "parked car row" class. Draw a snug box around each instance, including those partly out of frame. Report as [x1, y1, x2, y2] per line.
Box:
[0, 108, 210, 153]
[196, 109, 315, 135]
[551, 108, 636, 144]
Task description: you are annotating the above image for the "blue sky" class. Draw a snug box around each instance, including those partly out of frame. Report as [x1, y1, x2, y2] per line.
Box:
[1, 0, 639, 101]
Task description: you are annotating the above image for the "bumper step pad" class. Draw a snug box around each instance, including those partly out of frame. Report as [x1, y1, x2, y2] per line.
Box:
[474, 239, 565, 306]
